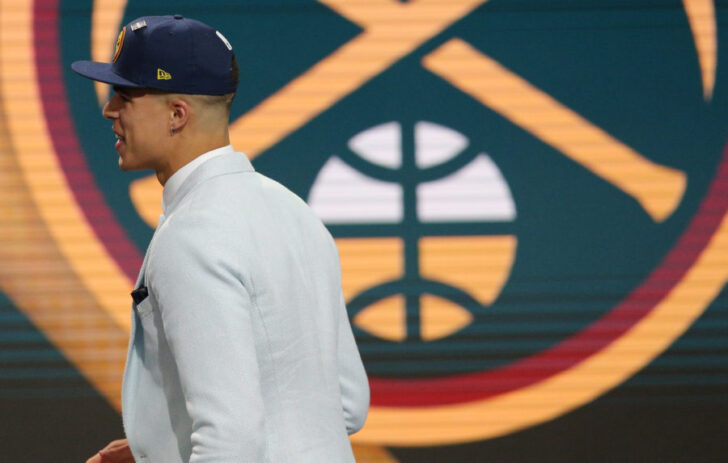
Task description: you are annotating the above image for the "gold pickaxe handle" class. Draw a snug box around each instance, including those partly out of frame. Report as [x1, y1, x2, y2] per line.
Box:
[423, 39, 686, 222]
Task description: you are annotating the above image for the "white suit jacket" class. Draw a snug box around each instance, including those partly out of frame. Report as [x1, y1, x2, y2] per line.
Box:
[122, 150, 369, 463]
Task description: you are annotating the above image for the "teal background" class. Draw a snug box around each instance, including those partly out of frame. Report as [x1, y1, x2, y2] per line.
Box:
[2, 0, 727, 461]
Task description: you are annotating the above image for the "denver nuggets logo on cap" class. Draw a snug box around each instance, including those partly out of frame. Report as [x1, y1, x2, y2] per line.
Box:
[112, 27, 125, 63]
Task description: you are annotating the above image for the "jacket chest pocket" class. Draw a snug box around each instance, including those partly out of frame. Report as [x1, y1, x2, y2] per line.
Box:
[134, 297, 154, 319]
[135, 298, 162, 372]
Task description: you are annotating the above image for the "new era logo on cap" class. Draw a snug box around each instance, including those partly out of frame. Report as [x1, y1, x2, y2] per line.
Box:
[71, 15, 237, 95]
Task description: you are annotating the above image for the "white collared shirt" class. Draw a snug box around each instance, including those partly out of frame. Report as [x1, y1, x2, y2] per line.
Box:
[161, 145, 235, 215]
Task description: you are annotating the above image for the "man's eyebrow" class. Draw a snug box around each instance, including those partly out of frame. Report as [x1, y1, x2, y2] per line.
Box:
[113, 85, 131, 96]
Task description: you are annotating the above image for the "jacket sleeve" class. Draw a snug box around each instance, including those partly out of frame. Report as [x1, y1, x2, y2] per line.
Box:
[337, 292, 370, 434]
[148, 214, 265, 462]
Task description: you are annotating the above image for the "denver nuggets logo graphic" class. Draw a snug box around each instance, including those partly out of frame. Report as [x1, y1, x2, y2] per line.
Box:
[112, 27, 125, 62]
[0, 1, 727, 460]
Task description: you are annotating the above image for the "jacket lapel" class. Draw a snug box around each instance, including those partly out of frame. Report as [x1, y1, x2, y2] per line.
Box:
[133, 213, 165, 291]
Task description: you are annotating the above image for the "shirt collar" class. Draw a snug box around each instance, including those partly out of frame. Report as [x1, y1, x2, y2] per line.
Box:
[162, 145, 234, 214]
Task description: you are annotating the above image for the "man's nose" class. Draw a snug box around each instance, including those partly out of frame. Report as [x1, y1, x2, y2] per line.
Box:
[102, 94, 120, 120]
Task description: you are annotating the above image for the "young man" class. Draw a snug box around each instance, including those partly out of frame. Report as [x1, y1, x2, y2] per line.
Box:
[72, 15, 369, 463]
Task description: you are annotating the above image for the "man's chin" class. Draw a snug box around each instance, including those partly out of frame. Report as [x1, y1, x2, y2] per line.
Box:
[117, 156, 139, 172]
[118, 157, 131, 171]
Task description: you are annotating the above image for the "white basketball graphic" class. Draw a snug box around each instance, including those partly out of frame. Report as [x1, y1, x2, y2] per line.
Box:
[307, 121, 518, 342]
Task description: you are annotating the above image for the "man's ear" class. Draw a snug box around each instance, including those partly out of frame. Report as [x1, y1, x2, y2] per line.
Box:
[168, 97, 190, 134]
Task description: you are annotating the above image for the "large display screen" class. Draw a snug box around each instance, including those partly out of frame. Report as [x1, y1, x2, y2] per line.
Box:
[0, 1, 726, 461]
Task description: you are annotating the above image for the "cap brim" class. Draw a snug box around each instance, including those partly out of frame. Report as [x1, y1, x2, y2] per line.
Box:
[71, 61, 143, 88]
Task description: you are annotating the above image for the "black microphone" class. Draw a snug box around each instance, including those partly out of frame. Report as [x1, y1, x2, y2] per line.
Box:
[131, 286, 149, 304]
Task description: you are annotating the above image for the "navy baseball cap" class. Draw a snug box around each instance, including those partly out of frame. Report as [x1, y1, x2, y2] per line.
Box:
[72, 15, 237, 95]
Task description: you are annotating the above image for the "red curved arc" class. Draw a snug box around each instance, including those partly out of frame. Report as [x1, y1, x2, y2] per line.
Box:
[371, 151, 728, 407]
[33, 0, 143, 280]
